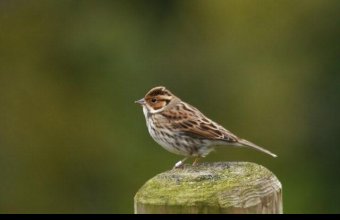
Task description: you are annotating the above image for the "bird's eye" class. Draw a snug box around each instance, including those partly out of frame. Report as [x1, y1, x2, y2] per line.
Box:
[151, 98, 157, 103]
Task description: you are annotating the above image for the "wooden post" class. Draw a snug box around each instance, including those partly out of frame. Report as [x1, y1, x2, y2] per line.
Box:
[134, 162, 282, 214]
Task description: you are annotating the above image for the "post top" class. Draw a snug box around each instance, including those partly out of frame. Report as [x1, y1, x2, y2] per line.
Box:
[135, 162, 281, 209]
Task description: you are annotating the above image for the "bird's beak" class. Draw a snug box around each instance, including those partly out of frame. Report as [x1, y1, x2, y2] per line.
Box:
[135, 98, 145, 105]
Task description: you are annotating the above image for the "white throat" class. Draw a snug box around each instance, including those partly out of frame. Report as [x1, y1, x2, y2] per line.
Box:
[142, 105, 164, 118]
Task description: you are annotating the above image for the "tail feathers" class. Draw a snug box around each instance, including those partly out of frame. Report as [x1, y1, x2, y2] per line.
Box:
[238, 139, 277, 158]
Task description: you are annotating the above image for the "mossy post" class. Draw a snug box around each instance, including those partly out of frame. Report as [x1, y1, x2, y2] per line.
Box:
[134, 162, 282, 214]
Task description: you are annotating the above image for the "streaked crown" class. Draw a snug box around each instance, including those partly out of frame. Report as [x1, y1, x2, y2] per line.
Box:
[135, 86, 178, 114]
[144, 86, 174, 111]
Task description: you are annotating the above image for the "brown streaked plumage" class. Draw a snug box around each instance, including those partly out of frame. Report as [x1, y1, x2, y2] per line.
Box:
[135, 86, 277, 168]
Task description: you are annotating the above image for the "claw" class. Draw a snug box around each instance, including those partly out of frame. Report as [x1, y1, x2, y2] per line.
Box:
[174, 161, 184, 169]
[173, 157, 188, 169]
[192, 157, 200, 166]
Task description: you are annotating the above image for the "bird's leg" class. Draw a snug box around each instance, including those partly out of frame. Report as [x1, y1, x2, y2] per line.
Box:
[174, 157, 188, 169]
[192, 157, 201, 166]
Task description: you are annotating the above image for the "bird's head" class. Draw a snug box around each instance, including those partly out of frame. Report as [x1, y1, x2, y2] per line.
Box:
[135, 86, 175, 114]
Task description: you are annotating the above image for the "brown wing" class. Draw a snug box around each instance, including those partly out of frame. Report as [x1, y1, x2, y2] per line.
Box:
[161, 102, 239, 143]
[181, 120, 239, 143]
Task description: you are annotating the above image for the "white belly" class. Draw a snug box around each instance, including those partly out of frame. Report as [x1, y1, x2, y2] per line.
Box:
[142, 106, 214, 157]
[146, 117, 188, 156]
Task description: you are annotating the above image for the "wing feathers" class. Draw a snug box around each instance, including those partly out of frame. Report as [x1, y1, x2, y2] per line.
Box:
[162, 102, 238, 142]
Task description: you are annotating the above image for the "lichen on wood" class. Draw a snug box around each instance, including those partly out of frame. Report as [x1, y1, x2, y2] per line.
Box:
[134, 162, 282, 214]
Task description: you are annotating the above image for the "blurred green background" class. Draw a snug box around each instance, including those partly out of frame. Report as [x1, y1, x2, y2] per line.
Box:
[0, 0, 339, 214]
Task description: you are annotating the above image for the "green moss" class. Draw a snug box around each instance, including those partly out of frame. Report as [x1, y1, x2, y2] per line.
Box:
[135, 162, 279, 209]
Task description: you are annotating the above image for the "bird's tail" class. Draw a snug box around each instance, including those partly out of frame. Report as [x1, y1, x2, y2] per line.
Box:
[238, 139, 277, 158]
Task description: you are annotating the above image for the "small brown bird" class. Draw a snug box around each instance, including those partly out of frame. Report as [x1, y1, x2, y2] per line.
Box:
[135, 86, 277, 168]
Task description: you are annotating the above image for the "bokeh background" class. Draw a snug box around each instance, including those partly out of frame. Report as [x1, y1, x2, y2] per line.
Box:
[0, 0, 339, 214]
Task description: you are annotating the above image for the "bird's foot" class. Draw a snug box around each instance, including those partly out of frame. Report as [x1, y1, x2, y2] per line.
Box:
[192, 157, 201, 166]
[173, 157, 188, 169]
[174, 161, 184, 169]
